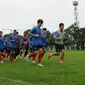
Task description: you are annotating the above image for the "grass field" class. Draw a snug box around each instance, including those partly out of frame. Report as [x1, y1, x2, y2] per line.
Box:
[0, 50, 85, 85]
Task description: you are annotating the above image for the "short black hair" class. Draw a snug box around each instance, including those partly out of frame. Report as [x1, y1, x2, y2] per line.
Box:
[37, 19, 43, 24]
[16, 32, 19, 34]
[13, 30, 17, 32]
[59, 23, 64, 27]
[43, 28, 47, 31]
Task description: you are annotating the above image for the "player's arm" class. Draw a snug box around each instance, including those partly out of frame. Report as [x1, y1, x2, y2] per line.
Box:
[53, 31, 62, 40]
[28, 36, 32, 44]
[27, 40, 32, 44]
[56, 36, 63, 40]
[40, 35, 46, 38]
[29, 32, 39, 37]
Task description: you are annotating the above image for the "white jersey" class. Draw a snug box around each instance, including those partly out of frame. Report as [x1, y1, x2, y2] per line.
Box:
[53, 30, 64, 45]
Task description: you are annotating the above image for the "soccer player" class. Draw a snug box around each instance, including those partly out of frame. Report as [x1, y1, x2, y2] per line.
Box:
[4, 35, 11, 59]
[48, 23, 65, 64]
[9, 30, 18, 61]
[16, 35, 23, 57]
[28, 36, 36, 63]
[40, 28, 47, 60]
[23, 33, 31, 59]
[16, 32, 23, 58]
[0, 31, 6, 63]
[15, 32, 19, 58]
[5, 38, 11, 59]
[18, 35, 23, 57]
[26, 19, 45, 66]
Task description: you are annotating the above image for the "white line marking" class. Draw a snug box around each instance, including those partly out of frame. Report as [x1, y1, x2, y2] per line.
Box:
[0, 77, 36, 85]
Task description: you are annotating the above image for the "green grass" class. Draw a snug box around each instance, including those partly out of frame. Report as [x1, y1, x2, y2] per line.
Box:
[0, 50, 85, 85]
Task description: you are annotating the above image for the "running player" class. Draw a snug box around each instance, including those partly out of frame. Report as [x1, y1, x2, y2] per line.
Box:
[26, 19, 45, 66]
[17, 35, 23, 57]
[4, 35, 11, 59]
[23, 33, 29, 59]
[48, 23, 65, 64]
[9, 30, 17, 61]
[18, 35, 23, 57]
[40, 28, 47, 60]
[15, 32, 20, 58]
[0, 31, 6, 63]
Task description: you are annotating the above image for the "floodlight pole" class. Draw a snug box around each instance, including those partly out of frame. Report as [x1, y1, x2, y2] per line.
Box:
[73, 1, 79, 27]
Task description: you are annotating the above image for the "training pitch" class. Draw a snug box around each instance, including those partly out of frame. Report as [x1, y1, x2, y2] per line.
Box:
[0, 50, 85, 85]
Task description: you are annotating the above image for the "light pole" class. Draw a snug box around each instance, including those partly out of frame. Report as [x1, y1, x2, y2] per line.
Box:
[73, 1, 79, 27]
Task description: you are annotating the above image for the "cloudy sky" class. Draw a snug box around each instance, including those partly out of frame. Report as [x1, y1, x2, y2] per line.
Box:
[0, 0, 84, 34]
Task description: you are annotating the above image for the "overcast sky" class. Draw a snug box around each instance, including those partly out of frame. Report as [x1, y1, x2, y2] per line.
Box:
[0, 0, 84, 34]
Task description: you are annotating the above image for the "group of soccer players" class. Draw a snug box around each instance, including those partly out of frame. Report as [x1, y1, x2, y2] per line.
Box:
[0, 19, 65, 66]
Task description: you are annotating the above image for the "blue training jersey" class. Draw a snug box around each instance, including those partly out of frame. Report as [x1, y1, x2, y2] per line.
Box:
[41, 32, 47, 46]
[0, 36, 5, 49]
[30, 26, 42, 46]
[10, 34, 17, 48]
[4, 37, 11, 49]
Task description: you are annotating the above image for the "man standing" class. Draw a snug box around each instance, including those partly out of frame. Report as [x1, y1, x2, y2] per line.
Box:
[48, 23, 65, 64]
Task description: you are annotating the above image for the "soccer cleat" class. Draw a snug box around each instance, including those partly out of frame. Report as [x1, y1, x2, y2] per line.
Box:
[31, 61, 36, 63]
[26, 55, 30, 62]
[14, 59, 16, 61]
[1, 61, 4, 64]
[37, 64, 44, 67]
[48, 54, 52, 59]
[60, 61, 64, 64]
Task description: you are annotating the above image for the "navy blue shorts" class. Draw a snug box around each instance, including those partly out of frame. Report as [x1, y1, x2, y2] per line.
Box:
[0, 49, 5, 52]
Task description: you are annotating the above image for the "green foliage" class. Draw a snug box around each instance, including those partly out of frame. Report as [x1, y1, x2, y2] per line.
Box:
[4, 34, 11, 37]
[64, 25, 85, 50]
[24, 29, 31, 36]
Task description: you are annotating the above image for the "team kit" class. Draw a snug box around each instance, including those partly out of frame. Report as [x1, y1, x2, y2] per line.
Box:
[0, 19, 65, 67]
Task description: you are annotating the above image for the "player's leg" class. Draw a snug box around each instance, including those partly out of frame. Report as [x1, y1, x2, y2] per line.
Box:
[3, 49, 7, 60]
[0, 49, 6, 63]
[41, 47, 46, 61]
[20, 48, 23, 57]
[24, 47, 29, 58]
[60, 45, 65, 64]
[38, 47, 44, 66]
[31, 47, 38, 63]
[26, 45, 38, 62]
[26, 49, 38, 62]
[9, 48, 13, 61]
[7, 51, 10, 59]
[9, 48, 15, 61]
[14, 48, 19, 60]
[48, 44, 60, 59]
[0, 51, 4, 63]
[60, 49, 65, 64]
